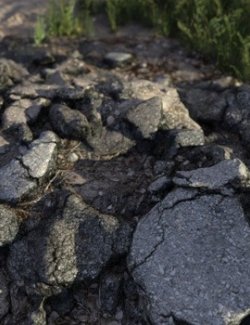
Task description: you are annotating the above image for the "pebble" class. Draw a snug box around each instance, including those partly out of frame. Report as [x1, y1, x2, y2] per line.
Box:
[68, 152, 79, 163]
[104, 52, 133, 67]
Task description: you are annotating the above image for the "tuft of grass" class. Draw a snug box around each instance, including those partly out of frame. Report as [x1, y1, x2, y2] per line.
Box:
[34, 0, 250, 81]
[34, 16, 47, 45]
[34, 0, 95, 44]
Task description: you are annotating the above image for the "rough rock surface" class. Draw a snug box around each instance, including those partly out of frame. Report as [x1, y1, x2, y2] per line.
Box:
[129, 189, 250, 325]
[8, 194, 132, 291]
[0, 205, 20, 246]
[174, 159, 249, 190]
[0, 58, 29, 90]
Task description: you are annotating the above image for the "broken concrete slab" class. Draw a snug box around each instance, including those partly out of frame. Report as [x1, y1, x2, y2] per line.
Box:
[129, 188, 250, 325]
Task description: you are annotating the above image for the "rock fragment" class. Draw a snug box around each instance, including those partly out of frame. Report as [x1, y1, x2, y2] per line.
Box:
[174, 159, 249, 190]
[49, 104, 90, 141]
[0, 131, 58, 203]
[0, 58, 29, 90]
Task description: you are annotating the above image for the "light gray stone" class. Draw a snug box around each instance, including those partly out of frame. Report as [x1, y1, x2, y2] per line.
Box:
[104, 52, 133, 67]
[22, 131, 58, 179]
[49, 104, 90, 140]
[0, 131, 58, 203]
[174, 159, 249, 190]
[0, 205, 20, 246]
[129, 188, 250, 325]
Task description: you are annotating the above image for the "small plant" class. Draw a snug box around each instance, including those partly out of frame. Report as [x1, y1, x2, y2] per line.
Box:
[34, 0, 95, 44]
[34, 16, 46, 45]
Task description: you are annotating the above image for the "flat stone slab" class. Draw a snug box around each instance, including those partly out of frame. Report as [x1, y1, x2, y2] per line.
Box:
[129, 188, 250, 325]
[174, 159, 249, 190]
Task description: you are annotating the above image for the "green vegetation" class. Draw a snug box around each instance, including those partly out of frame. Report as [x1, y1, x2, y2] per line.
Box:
[34, 0, 250, 81]
[34, 0, 94, 45]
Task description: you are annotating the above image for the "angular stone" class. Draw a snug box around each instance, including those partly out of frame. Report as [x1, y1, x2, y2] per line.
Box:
[160, 88, 201, 131]
[174, 159, 249, 190]
[2, 99, 32, 128]
[126, 97, 162, 139]
[22, 131, 58, 179]
[129, 188, 250, 325]
[0, 132, 58, 203]
[0, 159, 37, 203]
[49, 104, 90, 140]
[8, 194, 132, 293]
[0, 205, 20, 246]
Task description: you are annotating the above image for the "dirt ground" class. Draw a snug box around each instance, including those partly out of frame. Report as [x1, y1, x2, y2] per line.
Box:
[0, 0, 48, 38]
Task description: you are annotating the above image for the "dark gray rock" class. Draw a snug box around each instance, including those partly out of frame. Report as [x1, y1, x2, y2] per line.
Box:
[100, 273, 123, 314]
[0, 270, 9, 319]
[223, 87, 250, 147]
[49, 104, 90, 140]
[129, 188, 250, 325]
[147, 176, 172, 194]
[0, 159, 37, 203]
[181, 88, 227, 123]
[21, 131, 58, 179]
[8, 194, 132, 293]
[0, 58, 29, 90]
[174, 159, 249, 191]
[0, 205, 20, 246]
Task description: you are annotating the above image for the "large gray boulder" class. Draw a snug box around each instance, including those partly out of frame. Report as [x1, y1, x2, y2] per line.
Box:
[8, 194, 132, 295]
[128, 188, 250, 324]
